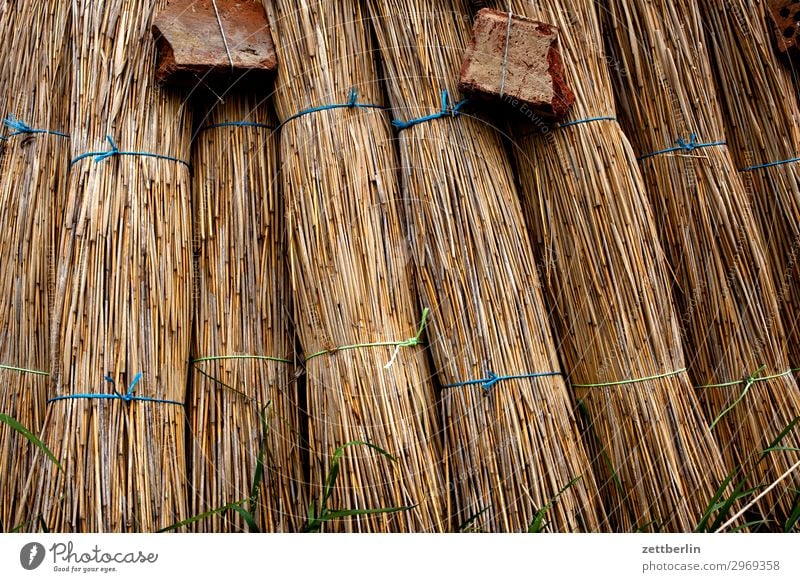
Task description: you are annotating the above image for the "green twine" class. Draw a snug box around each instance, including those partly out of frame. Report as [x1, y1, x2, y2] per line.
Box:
[697, 365, 794, 430]
[305, 308, 429, 367]
[191, 355, 291, 365]
[0, 363, 49, 376]
[572, 367, 687, 388]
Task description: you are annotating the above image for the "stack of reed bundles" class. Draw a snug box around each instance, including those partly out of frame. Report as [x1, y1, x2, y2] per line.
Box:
[19, 0, 193, 532]
[0, 0, 70, 531]
[367, 0, 605, 532]
[190, 92, 307, 532]
[487, 0, 728, 532]
[265, 0, 446, 531]
[603, 0, 800, 524]
[700, 0, 800, 388]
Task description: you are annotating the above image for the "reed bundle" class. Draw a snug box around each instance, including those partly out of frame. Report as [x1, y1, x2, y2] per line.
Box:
[265, 0, 446, 531]
[603, 0, 800, 523]
[486, 0, 728, 531]
[20, 0, 193, 532]
[190, 93, 307, 532]
[366, 0, 604, 532]
[700, 0, 800, 394]
[0, 2, 11, 121]
[0, 0, 70, 530]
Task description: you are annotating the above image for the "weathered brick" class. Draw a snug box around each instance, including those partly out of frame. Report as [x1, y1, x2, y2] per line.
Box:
[767, 1, 800, 56]
[459, 9, 574, 120]
[152, 0, 277, 88]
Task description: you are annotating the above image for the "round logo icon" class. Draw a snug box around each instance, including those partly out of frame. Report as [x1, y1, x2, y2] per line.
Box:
[20, 542, 46, 570]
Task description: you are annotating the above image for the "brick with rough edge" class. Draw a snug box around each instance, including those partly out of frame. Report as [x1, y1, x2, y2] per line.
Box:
[767, 1, 800, 56]
[459, 9, 574, 120]
[152, 0, 277, 89]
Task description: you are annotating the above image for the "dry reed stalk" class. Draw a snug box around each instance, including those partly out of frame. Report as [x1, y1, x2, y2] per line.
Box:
[189, 93, 307, 532]
[265, 0, 447, 531]
[19, 0, 193, 532]
[700, 2, 800, 380]
[487, 0, 728, 532]
[0, 0, 70, 531]
[603, 0, 800, 523]
[366, 0, 605, 532]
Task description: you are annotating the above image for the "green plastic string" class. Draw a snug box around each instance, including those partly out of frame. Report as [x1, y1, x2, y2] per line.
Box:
[191, 355, 291, 365]
[572, 367, 687, 388]
[305, 308, 429, 368]
[0, 363, 49, 376]
[697, 365, 793, 430]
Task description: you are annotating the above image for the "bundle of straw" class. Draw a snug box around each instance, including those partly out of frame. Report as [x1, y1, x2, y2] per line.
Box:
[20, 0, 193, 532]
[265, 0, 446, 531]
[0, 0, 70, 530]
[603, 0, 800, 523]
[700, 0, 800, 392]
[190, 93, 307, 532]
[486, 0, 728, 532]
[366, 0, 605, 532]
[0, 2, 10, 120]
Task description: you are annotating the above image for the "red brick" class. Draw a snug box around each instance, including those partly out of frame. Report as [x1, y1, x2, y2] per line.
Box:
[152, 0, 277, 88]
[459, 9, 574, 120]
[767, 1, 800, 56]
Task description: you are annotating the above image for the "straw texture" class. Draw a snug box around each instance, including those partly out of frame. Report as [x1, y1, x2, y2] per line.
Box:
[367, 0, 605, 532]
[487, 0, 728, 531]
[20, 0, 193, 532]
[0, 0, 70, 530]
[266, 0, 447, 531]
[700, 2, 800, 374]
[603, 0, 800, 523]
[190, 93, 307, 532]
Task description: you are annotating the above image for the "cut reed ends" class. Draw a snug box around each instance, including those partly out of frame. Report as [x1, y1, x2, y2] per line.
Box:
[488, 0, 729, 532]
[603, 0, 800, 524]
[189, 94, 307, 532]
[19, 0, 193, 532]
[367, 0, 606, 532]
[0, 0, 70, 531]
[266, 0, 447, 531]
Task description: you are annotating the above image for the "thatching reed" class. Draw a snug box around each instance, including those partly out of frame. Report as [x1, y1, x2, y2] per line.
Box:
[189, 93, 307, 532]
[0, 0, 70, 531]
[367, 0, 605, 532]
[265, 0, 447, 531]
[700, 2, 800, 379]
[603, 0, 800, 523]
[19, 0, 193, 532]
[486, 0, 728, 531]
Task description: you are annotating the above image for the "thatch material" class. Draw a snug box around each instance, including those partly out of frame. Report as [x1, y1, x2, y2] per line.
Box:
[20, 0, 193, 532]
[603, 0, 800, 523]
[700, 2, 800, 378]
[0, 0, 70, 531]
[367, 0, 605, 532]
[487, 0, 728, 531]
[266, 0, 447, 531]
[189, 93, 307, 532]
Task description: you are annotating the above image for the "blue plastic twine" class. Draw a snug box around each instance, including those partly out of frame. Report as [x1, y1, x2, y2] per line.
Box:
[637, 133, 725, 161]
[740, 156, 800, 172]
[555, 116, 616, 130]
[70, 135, 192, 169]
[443, 370, 561, 394]
[3, 115, 69, 138]
[47, 372, 184, 406]
[392, 90, 469, 131]
[200, 121, 276, 132]
[276, 87, 385, 131]
[518, 115, 616, 139]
